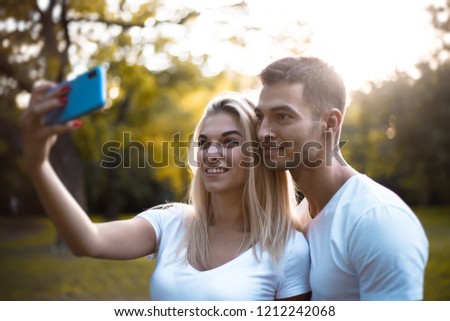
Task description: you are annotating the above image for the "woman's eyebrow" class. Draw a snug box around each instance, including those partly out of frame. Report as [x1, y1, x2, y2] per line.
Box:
[222, 130, 242, 137]
[198, 130, 243, 139]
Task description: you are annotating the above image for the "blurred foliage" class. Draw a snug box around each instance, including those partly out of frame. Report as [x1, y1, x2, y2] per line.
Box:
[0, 0, 250, 217]
[342, 62, 450, 206]
[2, 0, 450, 218]
[341, 1, 450, 206]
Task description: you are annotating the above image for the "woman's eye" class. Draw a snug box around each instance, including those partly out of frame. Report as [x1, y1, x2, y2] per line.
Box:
[224, 140, 240, 148]
[198, 140, 211, 149]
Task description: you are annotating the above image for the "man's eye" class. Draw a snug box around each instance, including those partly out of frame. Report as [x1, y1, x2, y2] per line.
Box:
[276, 114, 290, 120]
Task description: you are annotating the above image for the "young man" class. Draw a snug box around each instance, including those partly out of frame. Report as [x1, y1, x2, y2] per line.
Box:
[255, 56, 429, 300]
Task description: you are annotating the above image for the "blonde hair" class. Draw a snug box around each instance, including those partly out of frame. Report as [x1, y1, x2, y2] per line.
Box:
[183, 92, 298, 269]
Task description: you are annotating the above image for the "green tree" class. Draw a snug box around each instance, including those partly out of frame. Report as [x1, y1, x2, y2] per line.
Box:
[0, 0, 261, 217]
[0, 0, 199, 216]
[341, 1, 450, 206]
[342, 64, 450, 206]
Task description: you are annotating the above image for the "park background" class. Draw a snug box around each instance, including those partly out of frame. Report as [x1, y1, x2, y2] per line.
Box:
[0, 0, 449, 300]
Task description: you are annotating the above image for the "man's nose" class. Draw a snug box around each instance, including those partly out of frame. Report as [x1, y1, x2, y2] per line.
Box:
[257, 118, 274, 142]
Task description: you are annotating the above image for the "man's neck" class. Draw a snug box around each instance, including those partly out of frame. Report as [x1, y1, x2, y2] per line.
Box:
[292, 159, 357, 218]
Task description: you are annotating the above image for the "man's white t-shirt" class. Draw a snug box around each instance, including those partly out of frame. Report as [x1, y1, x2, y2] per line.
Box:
[297, 174, 428, 300]
[138, 203, 311, 300]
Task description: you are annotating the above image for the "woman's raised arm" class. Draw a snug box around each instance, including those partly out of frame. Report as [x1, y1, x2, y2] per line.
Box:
[20, 83, 156, 260]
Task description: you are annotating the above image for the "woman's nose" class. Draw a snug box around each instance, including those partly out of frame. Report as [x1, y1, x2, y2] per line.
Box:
[207, 144, 220, 155]
[204, 142, 224, 162]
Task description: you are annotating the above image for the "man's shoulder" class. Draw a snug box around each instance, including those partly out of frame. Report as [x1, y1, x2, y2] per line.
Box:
[338, 174, 412, 214]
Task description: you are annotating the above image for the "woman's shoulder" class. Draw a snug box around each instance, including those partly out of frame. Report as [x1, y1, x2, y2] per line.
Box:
[138, 202, 194, 221]
[148, 202, 193, 212]
[285, 229, 309, 255]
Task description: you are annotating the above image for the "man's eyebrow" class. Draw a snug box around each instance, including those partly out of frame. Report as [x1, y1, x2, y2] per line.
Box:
[255, 105, 299, 113]
[270, 105, 298, 113]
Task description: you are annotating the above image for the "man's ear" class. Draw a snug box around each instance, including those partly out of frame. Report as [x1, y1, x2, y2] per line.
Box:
[323, 108, 342, 133]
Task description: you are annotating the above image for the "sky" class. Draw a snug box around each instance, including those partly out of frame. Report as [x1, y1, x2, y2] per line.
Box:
[158, 0, 445, 93]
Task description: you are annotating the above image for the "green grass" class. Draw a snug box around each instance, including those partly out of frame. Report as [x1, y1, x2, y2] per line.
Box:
[0, 207, 449, 300]
[415, 207, 450, 300]
[0, 216, 154, 300]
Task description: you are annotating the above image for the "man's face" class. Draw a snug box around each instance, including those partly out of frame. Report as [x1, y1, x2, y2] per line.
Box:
[255, 81, 324, 171]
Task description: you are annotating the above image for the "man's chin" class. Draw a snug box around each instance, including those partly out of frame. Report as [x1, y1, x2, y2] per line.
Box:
[261, 156, 291, 170]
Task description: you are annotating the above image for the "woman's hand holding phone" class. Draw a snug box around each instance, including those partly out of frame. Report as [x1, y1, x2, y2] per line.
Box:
[20, 66, 106, 172]
[44, 66, 107, 125]
[19, 83, 83, 173]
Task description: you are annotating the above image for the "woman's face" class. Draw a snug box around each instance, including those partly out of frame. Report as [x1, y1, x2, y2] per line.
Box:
[197, 112, 249, 195]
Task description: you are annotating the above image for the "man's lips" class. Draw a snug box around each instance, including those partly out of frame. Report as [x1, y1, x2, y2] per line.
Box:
[260, 141, 277, 148]
[260, 143, 282, 156]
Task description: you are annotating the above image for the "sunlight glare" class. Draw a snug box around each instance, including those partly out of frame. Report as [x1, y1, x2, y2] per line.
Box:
[295, 0, 443, 91]
[125, 0, 444, 91]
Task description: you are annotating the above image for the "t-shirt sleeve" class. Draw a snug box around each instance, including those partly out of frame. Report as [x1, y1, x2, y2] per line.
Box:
[138, 206, 166, 244]
[276, 231, 311, 299]
[349, 205, 429, 300]
[137, 204, 184, 256]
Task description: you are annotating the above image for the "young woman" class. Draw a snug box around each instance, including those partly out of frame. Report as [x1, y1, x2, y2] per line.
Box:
[20, 83, 311, 300]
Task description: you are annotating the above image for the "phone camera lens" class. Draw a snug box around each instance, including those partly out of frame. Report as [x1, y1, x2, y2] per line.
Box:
[88, 70, 97, 79]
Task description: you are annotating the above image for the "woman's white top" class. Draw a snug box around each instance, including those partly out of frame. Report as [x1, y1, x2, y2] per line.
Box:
[138, 203, 311, 301]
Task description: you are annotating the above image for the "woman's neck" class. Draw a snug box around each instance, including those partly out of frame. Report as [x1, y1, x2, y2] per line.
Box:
[210, 192, 245, 231]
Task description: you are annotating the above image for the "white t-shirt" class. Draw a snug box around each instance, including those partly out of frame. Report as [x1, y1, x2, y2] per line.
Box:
[297, 174, 428, 300]
[138, 203, 311, 301]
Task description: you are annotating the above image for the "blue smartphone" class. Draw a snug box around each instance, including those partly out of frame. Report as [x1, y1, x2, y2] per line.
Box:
[44, 66, 107, 125]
